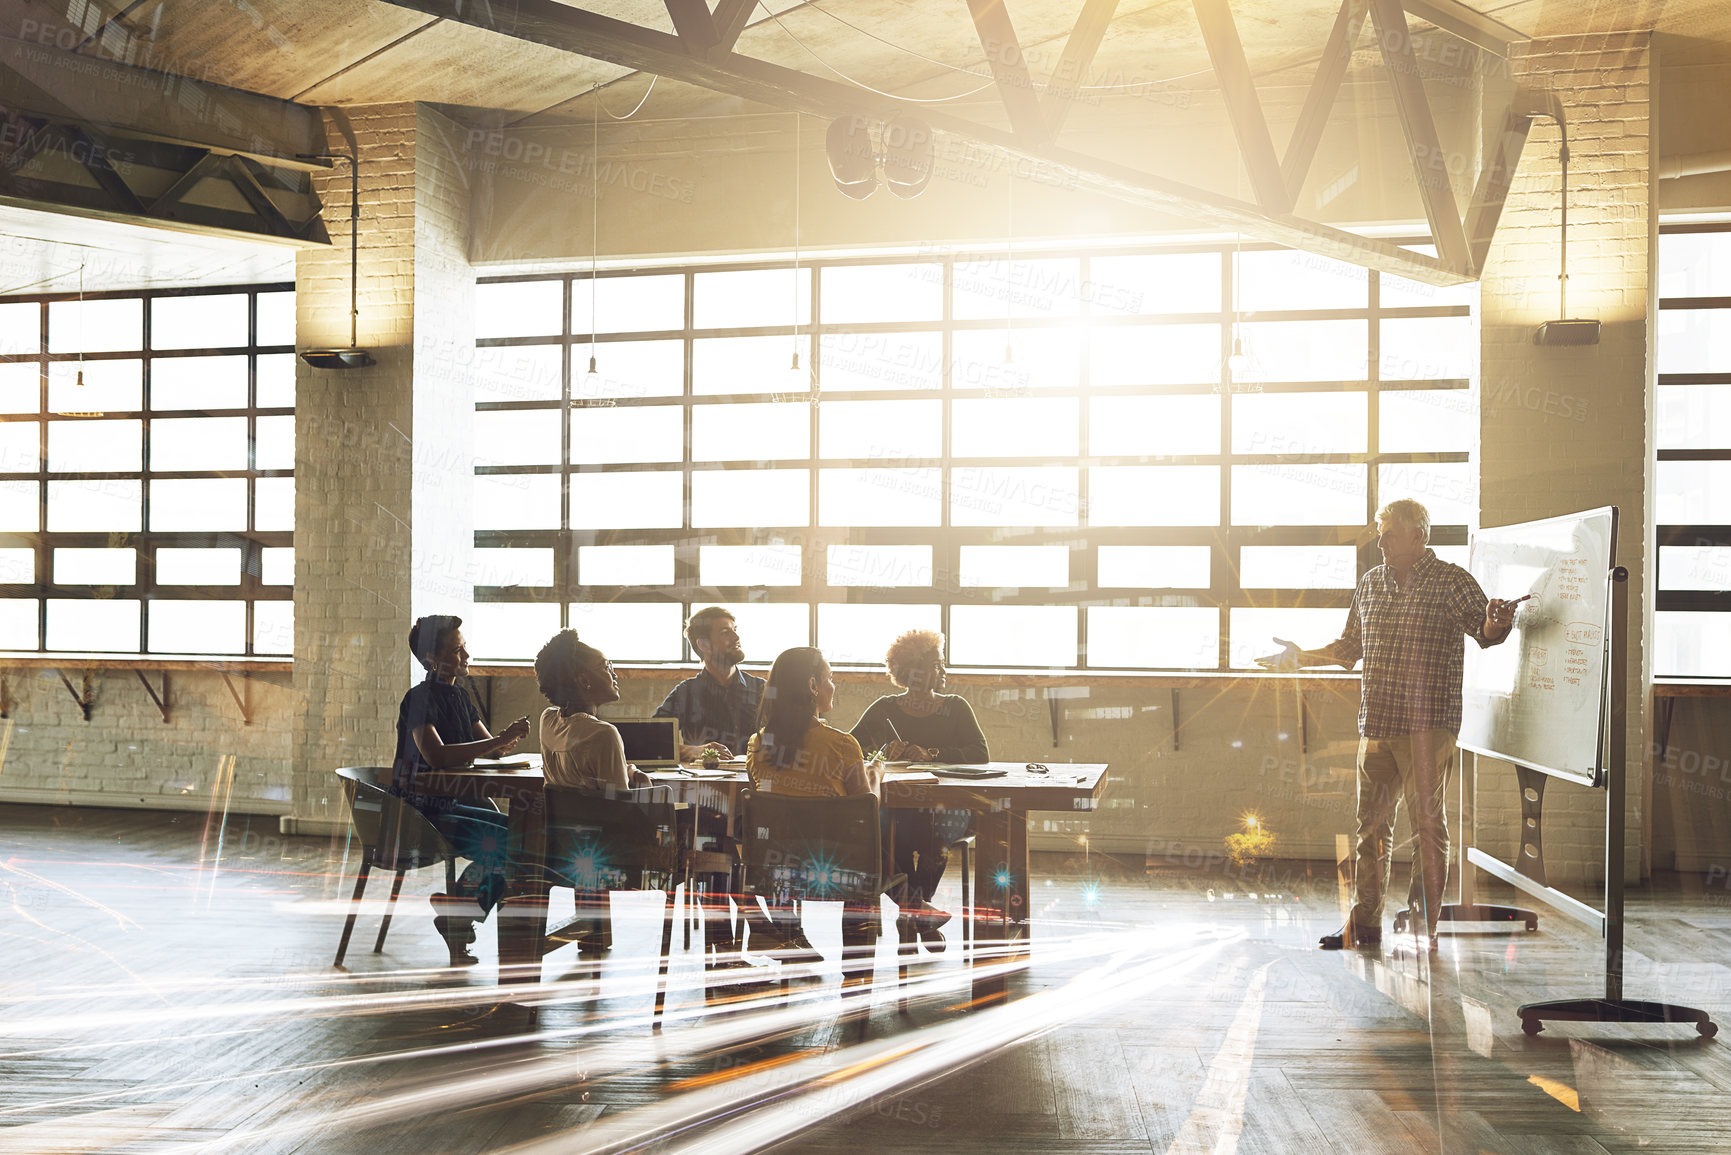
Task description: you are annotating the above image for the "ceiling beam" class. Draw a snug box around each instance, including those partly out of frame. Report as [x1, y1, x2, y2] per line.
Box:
[1366, 0, 1470, 272]
[712, 0, 757, 56]
[1462, 106, 1532, 275]
[382, 0, 1470, 286]
[1281, 0, 1367, 203]
[1041, 0, 1119, 140]
[663, 0, 720, 53]
[1402, 0, 1523, 56]
[963, 0, 1048, 142]
[1192, 0, 1289, 213]
[0, 34, 327, 171]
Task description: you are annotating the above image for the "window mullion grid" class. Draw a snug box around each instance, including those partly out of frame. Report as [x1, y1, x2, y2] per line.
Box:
[808, 262, 821, 649]
[940, 256, 955, 657]
[473, 240, 1465, 672]
[33, 299, 47, 651]
[560, 274, 574, 630]
[141, 293, 154, 654]
[243, 289, 257, 655]
[1366, 270, 1381, 565]
[681, 268, 696, 659]
[1074, 253, 1090, 670]
[1217, 248, 1233, 671]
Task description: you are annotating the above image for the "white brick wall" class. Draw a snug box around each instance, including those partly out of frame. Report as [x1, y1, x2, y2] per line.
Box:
[1479, 32, 1654, 884]
[0, 670, 293, 814]
[288, 103, 477, 831]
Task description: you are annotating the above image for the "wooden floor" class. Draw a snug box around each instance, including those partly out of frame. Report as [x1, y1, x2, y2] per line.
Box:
[0, 803, 1726, 1154]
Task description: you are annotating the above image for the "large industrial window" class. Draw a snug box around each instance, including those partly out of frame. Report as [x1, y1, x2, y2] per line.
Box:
[473, 243, 1475, 670]
[0, 284, 294, 655]
[1657, 223, 1731, 676]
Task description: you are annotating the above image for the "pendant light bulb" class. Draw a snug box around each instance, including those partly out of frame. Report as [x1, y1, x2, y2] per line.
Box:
[582, 354, 603, 394]
[1228, 335, 1249, 374]
[785, 349, 808, 391]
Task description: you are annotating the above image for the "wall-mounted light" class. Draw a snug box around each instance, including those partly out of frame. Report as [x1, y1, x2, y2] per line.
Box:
[1527, 96, 1600, 347]
[296, 150, 374, 369]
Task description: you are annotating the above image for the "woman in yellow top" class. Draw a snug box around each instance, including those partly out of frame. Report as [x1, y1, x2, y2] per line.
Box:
[746, 646, 879, 798]
[743, 647, 878, 959]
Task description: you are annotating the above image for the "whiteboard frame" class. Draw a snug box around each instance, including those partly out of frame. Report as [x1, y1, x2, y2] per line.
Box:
[1456, 506, 1618, 788]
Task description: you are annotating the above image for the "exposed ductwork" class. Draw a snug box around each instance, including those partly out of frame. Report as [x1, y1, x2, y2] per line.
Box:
[1660, 151, 1731, 180]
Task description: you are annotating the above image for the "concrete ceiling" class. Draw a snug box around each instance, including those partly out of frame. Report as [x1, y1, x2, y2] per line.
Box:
[2, 0, 1725, 287]
[33, 0, 1731, 132]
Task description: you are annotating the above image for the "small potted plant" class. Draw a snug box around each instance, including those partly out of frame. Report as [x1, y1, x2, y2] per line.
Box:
[701, 745, 723, 770]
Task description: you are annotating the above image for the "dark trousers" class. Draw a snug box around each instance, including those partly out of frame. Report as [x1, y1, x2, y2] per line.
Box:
[424, 803, 511, 915]
[892, 809, 969, 902]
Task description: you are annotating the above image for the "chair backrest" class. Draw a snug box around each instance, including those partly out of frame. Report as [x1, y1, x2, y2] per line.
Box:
[543, 786, 680, 890]
[739, 789, 883, 907]
[334, 766, 453, 872]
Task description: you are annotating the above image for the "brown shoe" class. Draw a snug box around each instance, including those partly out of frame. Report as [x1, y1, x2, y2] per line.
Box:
[1319, 923, 1381, 950]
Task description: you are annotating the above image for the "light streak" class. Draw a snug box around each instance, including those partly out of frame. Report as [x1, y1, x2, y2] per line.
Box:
[0, 861, 140, 930]
[110, 926, 1217, 1152]
[1162, 959, 1273, 1154]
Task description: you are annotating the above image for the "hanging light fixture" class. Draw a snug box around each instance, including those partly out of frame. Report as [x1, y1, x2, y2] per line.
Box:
[1002, 173, 1015, 367]
[785, 111, 810, 392]
[1226, 226, 1250, 381]
[582, 87, 605, 394]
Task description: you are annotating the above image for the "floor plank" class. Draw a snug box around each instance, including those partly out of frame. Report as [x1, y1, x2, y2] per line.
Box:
[1, 805, 1726, 1154]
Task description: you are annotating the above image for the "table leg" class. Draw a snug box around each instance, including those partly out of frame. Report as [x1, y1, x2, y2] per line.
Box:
[498, 797, 550, 990]
[970, 803, 1030, 1004]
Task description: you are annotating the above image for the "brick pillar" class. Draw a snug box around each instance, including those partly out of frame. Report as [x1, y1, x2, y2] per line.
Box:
[285, 104, 475, 834]
[1478, 32, 1654, 882]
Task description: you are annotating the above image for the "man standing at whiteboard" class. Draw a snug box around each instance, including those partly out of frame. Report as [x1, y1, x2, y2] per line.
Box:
[1258, 498, 1524, 952]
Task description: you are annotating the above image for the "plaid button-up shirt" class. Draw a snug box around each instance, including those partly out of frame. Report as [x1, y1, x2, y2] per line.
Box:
[1326, 548, 1503, 739]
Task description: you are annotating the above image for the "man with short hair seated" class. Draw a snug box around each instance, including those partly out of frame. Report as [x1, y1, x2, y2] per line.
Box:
[655, 606, 764, 763]
[654, 607, 764, 965]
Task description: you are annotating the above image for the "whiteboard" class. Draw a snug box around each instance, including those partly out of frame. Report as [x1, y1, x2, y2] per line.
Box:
[1459, 507, 1617, 786]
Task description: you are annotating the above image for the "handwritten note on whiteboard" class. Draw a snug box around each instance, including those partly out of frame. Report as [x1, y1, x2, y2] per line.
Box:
[1459, 507, 1617, 786]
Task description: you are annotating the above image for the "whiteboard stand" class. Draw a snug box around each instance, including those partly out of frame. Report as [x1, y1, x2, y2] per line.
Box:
[1469, 567, 1716, 1037]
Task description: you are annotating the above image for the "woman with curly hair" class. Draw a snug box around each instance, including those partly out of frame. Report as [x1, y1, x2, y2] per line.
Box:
[850, 629, 988, 950]
[533, 630, 652, 956]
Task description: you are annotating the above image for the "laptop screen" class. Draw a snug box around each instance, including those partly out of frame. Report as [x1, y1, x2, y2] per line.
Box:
[614, 718, 681, 765]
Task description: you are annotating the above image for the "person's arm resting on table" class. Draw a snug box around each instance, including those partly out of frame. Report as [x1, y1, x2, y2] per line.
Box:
[412, 715, 530, 770]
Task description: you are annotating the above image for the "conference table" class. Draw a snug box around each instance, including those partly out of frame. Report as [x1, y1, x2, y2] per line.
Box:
[411, 757, 1110, 1003]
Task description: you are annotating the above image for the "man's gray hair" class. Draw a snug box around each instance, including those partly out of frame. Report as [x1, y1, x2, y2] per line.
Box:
[1378, 498, 1431, 544]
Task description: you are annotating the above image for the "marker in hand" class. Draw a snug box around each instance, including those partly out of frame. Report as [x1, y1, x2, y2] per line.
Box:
[1488, 593, 1532, 630]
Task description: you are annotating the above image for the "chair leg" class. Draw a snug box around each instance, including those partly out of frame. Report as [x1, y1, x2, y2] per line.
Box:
[897, 912, 914, 1014]
[653, 885, 678, 1031]
[372, 869, 407, 953]
[334, 862, 371, 967]
[960, 840, 973, 959]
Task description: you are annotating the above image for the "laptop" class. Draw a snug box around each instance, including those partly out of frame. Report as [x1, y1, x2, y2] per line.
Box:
[615, 718, 682, 769]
